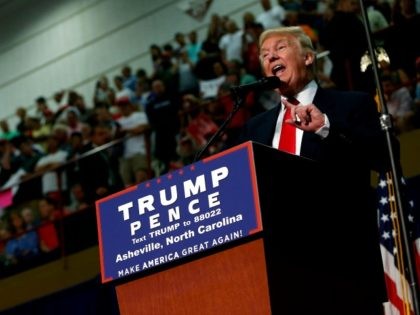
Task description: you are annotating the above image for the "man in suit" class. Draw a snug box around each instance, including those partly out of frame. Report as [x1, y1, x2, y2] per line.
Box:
[237, 26, 394, 315]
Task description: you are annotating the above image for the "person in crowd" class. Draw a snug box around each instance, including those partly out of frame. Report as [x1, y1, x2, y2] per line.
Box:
[65, 131, 84, 191]
[153, 44, 179, 98]
[177, 50, 200, 96]
[91, 104, 121, 138]
[415, 56, 420, 104]
[0, 222, 13, 266]
[242, 21, 265, 78]
[78, 123, 123, 203]
[37, 197, 60, 254]
[235, 26, 394, 315]
[15, 107, 28, 136]
[173, 32, 187, 59]
[0, 120, 19, 142]
[65, 183, 89, 214]
[9, 136, 44, 203]
[366, 0, 389, 33]
[21, 207, 39, 230]
[5, 210, 39, 264]
[121, 65, 138, 93]
[50, 123, 71, 153]
[256, 0, 287, 29]
[218, 19, 244, 64]
[0, 139, 17, 185]
[381, 73, 416, 134]
[116, 100, 151, 187]
[278, 0, 302, 12]
[113, 75, 135, 106]
[131, 79, 151, 112]
[53, 90, 81, 125]
[198, 60, 227, 100]
[146, 79, 180, 175]
[178, 93, 219, 151]
[65, 109, 88, 139]
[25, 116, 51, 150]
[186, 30, 202, 65]
[93, 76, 115, 108]
[320, 0, 372, 92]
[35, 96, 54, 125]
[34, 135, 69, 203]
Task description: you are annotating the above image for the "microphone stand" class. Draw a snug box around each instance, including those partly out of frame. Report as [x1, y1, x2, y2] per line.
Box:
[193, 89, 245, 162]
[359, 1, 420, 313]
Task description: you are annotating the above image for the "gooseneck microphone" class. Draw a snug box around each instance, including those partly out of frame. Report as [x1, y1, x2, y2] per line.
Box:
[230, 76, 282, 95]
[194, 76, 282, 162]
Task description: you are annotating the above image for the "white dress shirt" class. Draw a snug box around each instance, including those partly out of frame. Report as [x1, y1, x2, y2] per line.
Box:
[271, 80, 329, 155]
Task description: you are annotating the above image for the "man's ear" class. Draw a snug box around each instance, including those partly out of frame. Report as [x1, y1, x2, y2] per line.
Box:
[304, 52, 315, 66]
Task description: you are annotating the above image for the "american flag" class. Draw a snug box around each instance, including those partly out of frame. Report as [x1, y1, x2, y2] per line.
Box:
[377, 172, 420, 315]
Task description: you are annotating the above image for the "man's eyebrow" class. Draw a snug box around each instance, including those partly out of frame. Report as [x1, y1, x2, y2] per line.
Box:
[261, 39, 288, 50]
[276, 39, 288, 44]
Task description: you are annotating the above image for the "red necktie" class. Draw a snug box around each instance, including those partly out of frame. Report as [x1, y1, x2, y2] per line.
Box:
[278, 97, 299, 154]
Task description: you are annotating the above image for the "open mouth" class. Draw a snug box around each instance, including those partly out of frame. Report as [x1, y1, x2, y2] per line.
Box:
[272, 64, 285, 76]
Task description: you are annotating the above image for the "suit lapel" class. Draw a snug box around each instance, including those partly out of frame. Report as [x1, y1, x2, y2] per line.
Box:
[257, 105, 282, 145]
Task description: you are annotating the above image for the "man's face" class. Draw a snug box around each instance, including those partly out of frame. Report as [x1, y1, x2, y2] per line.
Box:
[92, 127, 111, 146]
[260, 34, 313, 95]
[19, 142, 33, 156]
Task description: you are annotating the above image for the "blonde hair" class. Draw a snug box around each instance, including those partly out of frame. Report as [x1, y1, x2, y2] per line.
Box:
[259, 26, 317, 76]
[259, 26, 315, 54]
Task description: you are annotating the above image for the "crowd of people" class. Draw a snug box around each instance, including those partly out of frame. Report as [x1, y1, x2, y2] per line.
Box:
[0, 0, 419, 273]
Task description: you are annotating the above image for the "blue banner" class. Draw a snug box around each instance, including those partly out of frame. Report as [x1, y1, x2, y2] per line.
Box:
[96, 142, 262, 283]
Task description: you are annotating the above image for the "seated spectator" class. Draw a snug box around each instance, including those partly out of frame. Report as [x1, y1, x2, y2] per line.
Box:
[5, 210, 39, 264]
[65, 183, 89, 214]
[37, 197, 60, 253]
[21, 207, 40, 230]
[0, 223, 13, 267]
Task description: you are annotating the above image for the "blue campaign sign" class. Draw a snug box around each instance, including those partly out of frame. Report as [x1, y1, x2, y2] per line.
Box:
[96, 142, 262, 283]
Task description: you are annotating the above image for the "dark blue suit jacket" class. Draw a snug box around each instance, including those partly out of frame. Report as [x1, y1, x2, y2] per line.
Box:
[236, 87, 394, 312]
[238, 87, 390, 169]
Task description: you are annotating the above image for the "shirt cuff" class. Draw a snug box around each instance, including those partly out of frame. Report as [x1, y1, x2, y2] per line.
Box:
[315, 114, 330, 139]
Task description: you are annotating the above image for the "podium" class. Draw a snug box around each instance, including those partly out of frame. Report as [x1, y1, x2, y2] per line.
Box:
[96, 141, 338, 314]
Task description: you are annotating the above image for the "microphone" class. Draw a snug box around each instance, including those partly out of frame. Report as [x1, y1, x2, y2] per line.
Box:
[230, 76, 282, 95]
[194, 76, 282, 162]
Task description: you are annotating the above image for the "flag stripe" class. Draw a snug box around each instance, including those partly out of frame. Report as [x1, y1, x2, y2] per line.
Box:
[377, 172, 418, 315]
[381, 244, 414, 314]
